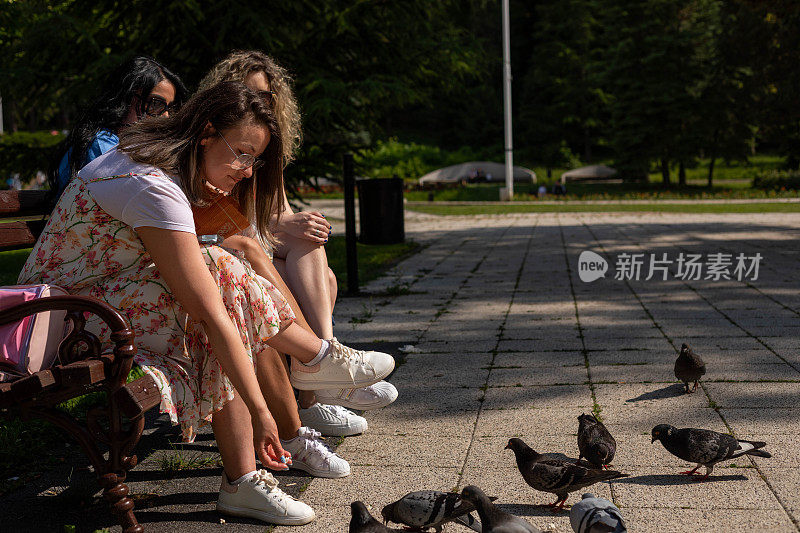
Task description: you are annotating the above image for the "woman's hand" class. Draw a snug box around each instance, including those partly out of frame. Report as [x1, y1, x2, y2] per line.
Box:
[252, 410, 292, 471]
[275, 211, 331, 244]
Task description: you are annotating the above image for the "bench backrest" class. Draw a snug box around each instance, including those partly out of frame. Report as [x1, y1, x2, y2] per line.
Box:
[0, 190, 51, 252]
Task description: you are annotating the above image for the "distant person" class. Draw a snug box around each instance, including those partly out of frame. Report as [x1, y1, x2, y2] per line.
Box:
[538, 185, 547, 198]
[50, 56, 188, 197]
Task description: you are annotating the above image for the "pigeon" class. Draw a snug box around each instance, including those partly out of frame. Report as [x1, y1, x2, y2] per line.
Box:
[577, 414, 617, 469]
[651, 424, 771, 480]
[505, 438, 629, 511]
[350, 501, 405, 532]
[569, 493, 627, 533]
[381, 490, 485, 532]
[674, 343, 706, 393]
[459, 485, 541, 533]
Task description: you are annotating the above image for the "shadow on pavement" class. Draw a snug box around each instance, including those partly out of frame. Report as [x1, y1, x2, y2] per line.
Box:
[618, 473, 749, 485]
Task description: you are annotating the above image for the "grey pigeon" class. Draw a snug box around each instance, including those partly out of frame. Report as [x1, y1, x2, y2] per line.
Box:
[381, 490, 485, 532]
[569, 493, 627, 533]
[577, 414, 617, 469]
[674, 343, 706, 393]
[505, 438, 629, 511]
[350, 501, 405, 532]
[459, 485, 541, 533]
[651, 424, 771, 480]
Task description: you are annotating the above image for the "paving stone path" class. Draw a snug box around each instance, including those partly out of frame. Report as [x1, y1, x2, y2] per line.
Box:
[287, 211, 800, 532]
[3, 211, 799, 532]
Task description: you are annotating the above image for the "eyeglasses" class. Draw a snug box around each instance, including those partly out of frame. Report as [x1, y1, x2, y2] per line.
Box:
[258, 90, 277, 106]
[217, 132, 265, 171]
[144, 96, 179, 117]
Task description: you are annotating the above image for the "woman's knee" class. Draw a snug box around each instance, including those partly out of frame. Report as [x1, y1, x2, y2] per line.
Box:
[273, 232, 325, 258]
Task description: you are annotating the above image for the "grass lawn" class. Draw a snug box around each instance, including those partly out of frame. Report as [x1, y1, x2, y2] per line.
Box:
[299, 154, 797, 202]
[406, 202, 800, 216]
[324, 236, 420, 291]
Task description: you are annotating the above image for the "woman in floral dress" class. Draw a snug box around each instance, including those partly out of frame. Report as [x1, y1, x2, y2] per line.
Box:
[18, 82, 394, 525]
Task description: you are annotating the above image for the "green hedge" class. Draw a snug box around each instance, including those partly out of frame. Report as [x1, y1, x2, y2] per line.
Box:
[0, 131, 64, 187]
[752, 169, 800, 190]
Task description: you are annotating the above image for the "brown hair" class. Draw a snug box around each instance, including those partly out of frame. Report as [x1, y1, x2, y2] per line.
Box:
[199, 50, 301, 166]
[117, 81, 284, 242]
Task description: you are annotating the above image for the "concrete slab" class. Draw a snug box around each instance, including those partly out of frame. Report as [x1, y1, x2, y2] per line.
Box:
[622, 508, 796, 532]
[703, 382, 800, 408]
[488, 365, 588, 386]
[482, 384, 594, 410]
[612, 466, 781, 510]
[719, 408, 800, 436]
[474, 408, 587, 439]
[491, 351, 586, 367]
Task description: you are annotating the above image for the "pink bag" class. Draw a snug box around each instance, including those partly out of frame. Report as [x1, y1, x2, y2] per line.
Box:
[0, 284, 70, 381]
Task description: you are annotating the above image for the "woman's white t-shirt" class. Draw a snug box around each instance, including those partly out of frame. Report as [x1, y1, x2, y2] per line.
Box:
[77, 148, 196, 234]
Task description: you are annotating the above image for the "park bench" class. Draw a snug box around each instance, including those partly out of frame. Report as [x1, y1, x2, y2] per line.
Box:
[0, 189, 160, 533]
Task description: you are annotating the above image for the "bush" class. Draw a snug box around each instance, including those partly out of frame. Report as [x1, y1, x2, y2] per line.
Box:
[751, 169, 800, 190]
[356, 138, 500, 181]
[0, 131, 64, 188]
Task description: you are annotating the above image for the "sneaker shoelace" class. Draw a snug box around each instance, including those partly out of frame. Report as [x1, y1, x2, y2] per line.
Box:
[328, 338, 369, 381]
[251, 469, 292, 501]
[296, 427, 335, 466]
[324, 403, 357, 419]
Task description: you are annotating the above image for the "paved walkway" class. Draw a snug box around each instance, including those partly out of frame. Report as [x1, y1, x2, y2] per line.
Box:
[285, 210, 800, 532]
[4, 210, 799, 532]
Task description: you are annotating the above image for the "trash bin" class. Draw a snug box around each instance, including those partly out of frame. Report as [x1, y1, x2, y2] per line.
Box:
[356, 177, 405, 244]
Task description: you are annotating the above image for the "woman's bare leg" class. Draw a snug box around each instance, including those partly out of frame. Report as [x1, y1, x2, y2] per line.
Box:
[238, 247, 321, 409]
[272, 234, 334, 339]
[256, 347, 301, 440]
[212, 393, 256, 480]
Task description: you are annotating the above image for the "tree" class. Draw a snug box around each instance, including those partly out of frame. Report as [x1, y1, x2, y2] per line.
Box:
[517, 0, 606, 169]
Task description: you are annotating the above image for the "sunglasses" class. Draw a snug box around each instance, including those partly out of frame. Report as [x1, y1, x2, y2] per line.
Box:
[217, 132, 265, 172]
[143, 95, 179, 117]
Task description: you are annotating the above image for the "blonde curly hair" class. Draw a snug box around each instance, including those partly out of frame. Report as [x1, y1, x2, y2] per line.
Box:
[199, 50, 301, 166]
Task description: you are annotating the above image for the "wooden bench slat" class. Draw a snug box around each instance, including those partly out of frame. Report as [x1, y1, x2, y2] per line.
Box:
[57, 359, 107, 387]
[2, 369, 57, 403]
[0, 190, 51, 217]
[113, 375, 161, 420]
[0, 221, 44, 251]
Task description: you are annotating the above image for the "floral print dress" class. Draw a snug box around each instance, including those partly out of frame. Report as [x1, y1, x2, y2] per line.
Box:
[18, 173, 294, 442]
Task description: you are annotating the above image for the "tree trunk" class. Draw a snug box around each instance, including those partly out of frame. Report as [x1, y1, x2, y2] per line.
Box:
[584, 128, 592, 163]
[707, 156, 715, 188]
[678, 161, 686, 186]
[9, 97, 18, 132]
[661, 158, 670, 186]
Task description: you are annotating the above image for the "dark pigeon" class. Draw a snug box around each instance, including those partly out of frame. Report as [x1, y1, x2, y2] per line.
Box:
[350, 501, 405, 533]
[577, 414, 617, 469]
[381, 490, 484, 532]
[505, 438, 629, 511]
[569, 493, 627, 533]
[459, 485, 541, 533]
[651, 424, 771, 480]
[674, 343, 706, 393]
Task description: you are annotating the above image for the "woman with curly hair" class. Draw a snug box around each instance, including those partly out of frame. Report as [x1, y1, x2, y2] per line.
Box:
[198, 51, 398, 436]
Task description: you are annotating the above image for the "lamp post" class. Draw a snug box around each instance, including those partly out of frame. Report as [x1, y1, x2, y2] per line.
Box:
[501, 0, 513, 201]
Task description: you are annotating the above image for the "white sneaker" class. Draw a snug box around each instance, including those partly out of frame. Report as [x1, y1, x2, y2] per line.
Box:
[290, 338, 395, 391]
[216, 469, 315, 525]
[299, 403, 368, 437]
[281, 427, 351, 478]
[315, 381, 399, 411]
